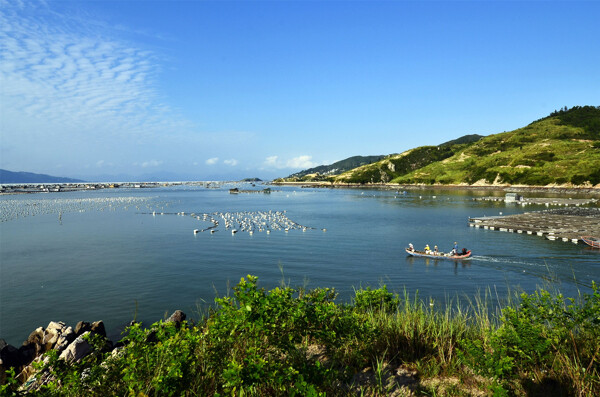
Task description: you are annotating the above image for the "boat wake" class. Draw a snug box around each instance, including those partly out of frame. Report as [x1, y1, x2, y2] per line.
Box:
[471, 255, 546, 268]
[470, 255, 594, 288]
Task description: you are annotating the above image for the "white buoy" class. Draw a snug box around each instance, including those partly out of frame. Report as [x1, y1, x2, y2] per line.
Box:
[194, 229, 199, 234]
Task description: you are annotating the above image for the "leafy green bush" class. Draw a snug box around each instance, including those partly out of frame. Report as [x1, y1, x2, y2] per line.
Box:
[460, 283, 600, 395]
[14, 277, 599, 396]
[353, 285, 399, 313]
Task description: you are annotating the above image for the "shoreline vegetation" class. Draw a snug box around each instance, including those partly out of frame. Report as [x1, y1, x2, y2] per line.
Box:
[2, 276, 598, 396]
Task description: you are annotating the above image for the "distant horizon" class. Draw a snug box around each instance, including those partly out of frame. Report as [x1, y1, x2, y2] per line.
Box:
[2, 1, 599, 179]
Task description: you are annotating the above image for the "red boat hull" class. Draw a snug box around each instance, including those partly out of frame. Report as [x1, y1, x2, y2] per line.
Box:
[581, 236, 600, 248]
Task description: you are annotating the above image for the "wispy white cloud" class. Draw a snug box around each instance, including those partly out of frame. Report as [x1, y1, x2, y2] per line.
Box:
[263, 155, 317, 169]
[224, 159, 238, 166]
[205, 157, 219, 165]
[0, 1, 192, 171]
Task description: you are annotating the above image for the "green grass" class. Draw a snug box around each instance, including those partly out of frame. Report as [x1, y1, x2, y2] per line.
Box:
[393, 116, 600, 186]
[4, 277, 599, 396]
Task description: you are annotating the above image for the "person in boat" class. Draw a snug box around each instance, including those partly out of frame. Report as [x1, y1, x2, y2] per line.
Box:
[408, 243, 414, 251]
[461, 248, 468, 255]
[451, 242, 458, 255]
[434, 245, 439, 255]
[424, 244, 430, 253]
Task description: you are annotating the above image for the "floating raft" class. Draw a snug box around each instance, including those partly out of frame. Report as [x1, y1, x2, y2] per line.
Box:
[469, 207, 600, 244]
[473, 196, 598, 207]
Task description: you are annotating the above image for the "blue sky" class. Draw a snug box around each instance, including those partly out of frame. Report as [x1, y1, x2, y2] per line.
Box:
[1, 0, 599, 181]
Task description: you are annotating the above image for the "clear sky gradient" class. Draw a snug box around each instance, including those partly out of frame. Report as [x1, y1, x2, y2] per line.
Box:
[1, 0, 599, 181]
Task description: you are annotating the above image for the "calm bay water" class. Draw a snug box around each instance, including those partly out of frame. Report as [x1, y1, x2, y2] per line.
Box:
[1, 185, 599, 345]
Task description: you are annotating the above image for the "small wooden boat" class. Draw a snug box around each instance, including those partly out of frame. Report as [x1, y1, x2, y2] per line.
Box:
[405, 248, 472, 260]
[581, 236, 600, 248]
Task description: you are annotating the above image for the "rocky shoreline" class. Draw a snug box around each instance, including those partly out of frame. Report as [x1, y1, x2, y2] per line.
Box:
[0, 310, 186, 392]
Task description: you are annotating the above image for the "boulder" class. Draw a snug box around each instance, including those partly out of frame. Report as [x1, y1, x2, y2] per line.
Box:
[90, 321, 106, 337]
[54, 327, 76, 353]
[42, 321, 67, 351]
[17, 345, 36, 369]
[59, 332, 91, 363]
[22, 327, 45, 357]
[166, 310, 186, 326]
[75, 321, 91, 336]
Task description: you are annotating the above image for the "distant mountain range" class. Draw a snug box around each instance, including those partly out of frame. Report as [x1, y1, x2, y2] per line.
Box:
[278, 106, 600, 187]
[0, 169, 85, 184]
[0, 169, 265, 184]
[287, 155, 387, 179]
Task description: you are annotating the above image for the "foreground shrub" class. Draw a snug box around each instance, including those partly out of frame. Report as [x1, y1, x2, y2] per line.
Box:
[460, 282, 600, 395]
[12, 277, 599, 396]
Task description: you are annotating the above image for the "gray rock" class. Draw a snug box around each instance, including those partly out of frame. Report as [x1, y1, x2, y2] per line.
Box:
[59, 332, 91, 363]
[22, 327, 45, 356]
[54, 327, 76, 353]
[166, 310, 186, 326]
[90, 321, 106, 337]
[75, 321, 91, 336]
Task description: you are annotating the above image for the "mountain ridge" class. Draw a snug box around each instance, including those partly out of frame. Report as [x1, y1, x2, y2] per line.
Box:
[276, 106, 600, 187]
[0, 169, 86, 184]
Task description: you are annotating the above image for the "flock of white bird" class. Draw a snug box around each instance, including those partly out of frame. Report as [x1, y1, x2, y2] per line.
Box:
[156, 210, 324, 235]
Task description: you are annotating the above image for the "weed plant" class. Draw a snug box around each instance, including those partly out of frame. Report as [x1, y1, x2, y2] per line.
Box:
[2, 276, 598, 396]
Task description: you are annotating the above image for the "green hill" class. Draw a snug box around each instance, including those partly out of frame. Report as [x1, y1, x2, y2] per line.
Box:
[393, 106, 600, 186]
[331, 134, 483, 184]
[276, 106, 599, 187]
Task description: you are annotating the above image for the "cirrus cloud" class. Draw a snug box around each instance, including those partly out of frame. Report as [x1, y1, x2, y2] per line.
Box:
[0, 1, 193, 173]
